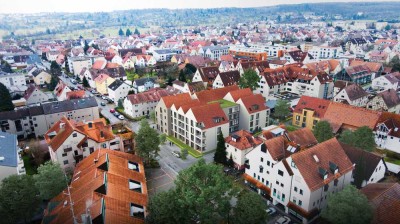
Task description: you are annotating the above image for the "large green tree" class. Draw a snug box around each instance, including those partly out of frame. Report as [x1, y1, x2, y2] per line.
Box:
[313, 121, 334, 143]
[214, 132, 227, 165]
[33, 161, 68, 200]
[274, 99, 290, 121]
[232, 191, 268, 224]
[175, 159, 237, 223]
[126, 28, 132, 36]
[339, 130, 354, 145]
[352, 126, 375, 152]
[82, 76, 90, 88]
[0, 82, 14, 112]
[83, 40, 89, 54]
[238, 69, 260, 91]
[146, 190, 190, 224]
[134, 28, 140, 35]
[135, 119, 160, 164]
[0, 175, 40, 224]
[118, 28, 124, 36]
[321, 185, 373, 224]
[47, 75, 59, 91]
[50, 61, 61, 76]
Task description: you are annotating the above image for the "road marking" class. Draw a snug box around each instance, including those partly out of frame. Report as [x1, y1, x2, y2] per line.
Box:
[146, 173, 167, 182]
[148, 181, 173, 192]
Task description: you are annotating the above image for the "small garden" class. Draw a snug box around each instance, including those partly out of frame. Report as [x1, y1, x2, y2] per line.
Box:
[166, 135, 203, 158]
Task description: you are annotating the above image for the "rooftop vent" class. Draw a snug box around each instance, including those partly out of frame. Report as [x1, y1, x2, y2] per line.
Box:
[231, 134, 240, 142]
[313, 154, 319, 163]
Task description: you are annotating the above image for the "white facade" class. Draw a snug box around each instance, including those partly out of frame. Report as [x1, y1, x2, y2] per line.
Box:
[108, 82, 131, 105]
[0, 73, 26, 90]
[68, 57, 92, 75]
[371, 75, 399, 91]
[375, 122, 400, 153]
[333, 88, 368, 107]
[123, 97, 158, 118]
[25, 88, 49, 105]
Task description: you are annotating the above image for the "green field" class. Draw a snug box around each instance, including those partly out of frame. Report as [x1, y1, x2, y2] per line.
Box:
[208, 99, 237, 109]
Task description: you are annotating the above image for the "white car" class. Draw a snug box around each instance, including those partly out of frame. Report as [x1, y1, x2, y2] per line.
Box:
[101, 96, 107, 100]
[275, 215, 291, 224]
[118, 115, 125, 120]
[266, 207, 277, 216]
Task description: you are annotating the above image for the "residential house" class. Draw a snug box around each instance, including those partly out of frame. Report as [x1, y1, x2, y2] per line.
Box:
[292, 96, 330, 130]
[0, 97, 99, 138]
[340, 142, 386, 188]
[45, 117, 122, 170]
[374, 112, 400, 153]
[0, 132, 25, 181]
[225, 130, 263, 170]
[244, 138, 354, 224]
[94, 74, 115, 95]
[283, 50, 313, 64]
[132, 77, 159, 93]
[366, 89, 400, 113]
[42, 149, 148, 224]
[371, 72, 400, 91]
[198, 46, 229, 60]
[192, 66, 220, 88]
[255, 68, 288, 100]
[133, 55, 157, 67]
[68, 57, 92, 76]
[32, 69, 51, 86]
[172, 81, 206, 94]
[350, 60, 384, 80]
[23, 84, 49, 105]
[124, 88, 177, 118]
[336, 64, 372, 85]
[122, 53, 135, 70]
[0, 72, 26, 90]
[212, 71, 240, 89]
[54, 80, 71, 101]
[360, 183, 400, 224]
[153, 49, 177, 62]
[108, 79, 132, 105]
[333, 83, 369, 107]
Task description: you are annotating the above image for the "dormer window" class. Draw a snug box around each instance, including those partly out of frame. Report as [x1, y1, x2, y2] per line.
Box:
[213, 117, 221, 123]
[251, 104, 259, 111]
[329, 161, 339, 174]
[318, 167, 328, 180]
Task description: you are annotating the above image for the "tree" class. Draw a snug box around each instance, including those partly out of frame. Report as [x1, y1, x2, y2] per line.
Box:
[118, 28, 124, 36]
[33, 161, 68, 200]
[313, 121, 334, 143]
[47, 75, 59, 91]
[83, 40, 89, 54]
[118, 99, 123, 108]
[50, 61, 61, 76]
[389, 55, 400, 72]
[181, 148, 188, 159]
[227, 153, 234, 168]
[339, 130, 354, 145]
[385, 24, 391, 31]
[159, 134, 166, 145]
[146, 190, 190, 224]
[134, 28, 140, 35]
[214, 132, 227, 165]
[274, 99, 290, 121]
[149, 111, 156, 122]
[185, 63, 197, 74]
[321, 185, 373, 224]
[82, 76, 90, 88]
[352, 126, 375, 152]
[175, 159, 237, 223]
[238, 69, 260, 91]
[0, 82, 14, 112]
[135, 119, 160, 164]
[64, 56, 70, 74]
[1, 60, 12, 73]
[232, 191, 267, 224]
[126, 28, 132, 36]
[305, 37, 312, 42]
[0, 175, 40, 224]
[178, 69, 186, 82]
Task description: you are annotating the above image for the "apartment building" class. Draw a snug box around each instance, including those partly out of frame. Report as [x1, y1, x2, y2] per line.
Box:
[42, 149, 148, 224]
[292, 96, 330, 130]
[244, 138, 354, 224]
[333, 83, 369, 107]
[153, 49, 177, 62]
[228, 46, 268, 60]
[247, 42, 287, 57]
[307, 45, 341, 60]
[23, 84, 49, 105]
[0, 97, 99, 138]
[198, 46, 229, 60]
[0, 72, 26, 90]
[45, 117, 121, 170]
[68, 57, 92, 75]
[108, 79, 132, 105]
[0, 132, 26, 181]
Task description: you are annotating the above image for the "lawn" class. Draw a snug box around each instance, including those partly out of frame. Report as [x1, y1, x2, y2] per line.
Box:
[208, 99, 237, 108]
[285, 125, 299, 132]
[166, 136, 203, 158]
[385, 157, 400, 165]
[22, 155, 37, 175]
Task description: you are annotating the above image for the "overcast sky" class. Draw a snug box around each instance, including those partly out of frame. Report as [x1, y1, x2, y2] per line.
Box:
[1, 0, 398, 14]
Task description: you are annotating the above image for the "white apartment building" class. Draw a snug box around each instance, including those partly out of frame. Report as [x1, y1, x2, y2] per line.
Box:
[0, 132, 25, 181]
[198, 46, 229, 60]
[371, 72, 400, 91]
[375, 112, 400, 154]
[245, 138, 354, 224]
[45, 117, 121, 171]
[153, 49, 177, 62]
[68, 57, 92, 75]
[108, 79, 132, 105]
[24, 84, 49, 105]
[308, 45, 341, 60]
[0, 72, 26, 90]
[247, 43, 288, 57]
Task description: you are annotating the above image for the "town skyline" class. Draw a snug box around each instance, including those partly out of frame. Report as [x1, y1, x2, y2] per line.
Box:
[1, 0, 399, 14]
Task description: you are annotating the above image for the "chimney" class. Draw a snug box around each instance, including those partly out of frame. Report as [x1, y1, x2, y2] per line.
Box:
[60, 122, 65, 129]
[88, 122, 93, 129]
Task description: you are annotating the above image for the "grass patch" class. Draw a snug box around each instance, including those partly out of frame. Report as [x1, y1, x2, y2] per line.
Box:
[385, 157, 400, 165]
[208, 99, 237, 108]
[22, 155, 37, 175]
[202, 149, 216, 155]
[286, 125, 299, 132]
[166, 136, 202, 158]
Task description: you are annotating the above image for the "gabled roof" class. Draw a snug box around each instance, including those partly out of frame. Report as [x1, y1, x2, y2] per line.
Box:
[187, 81, 206, 93]
[43, 149, 147, 224]
[291, 138, 353, 191]
[287, 128, 318, 149]
[133, 77, 156, 86]
[374, 112, 400, 138]
[341, 83, 368, 101]
[225, 130, 263, 150]
[24, 84, 39, 100]
[161, 93, 192, 108]
[189, 103, 228, 129]
[238, 94, 267, 114]
[108, 79, 127, 91]
[293, 96, 330, 118]
[198, 66, 220, 82]
[126, 88, 176, 105]
[195, 85, 239, 103]
[377, 89, 400, 108]
[217, 71, 240, 87]
[227, 88, 253, 102]
[66, 90, 86, 100]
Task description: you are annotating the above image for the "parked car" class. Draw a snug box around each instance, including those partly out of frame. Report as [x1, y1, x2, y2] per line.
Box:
[113, 112, 120, 117]
[275, 215, 291, 224]
[100, 102, 106, 106]
[101, 96, 107, 100]
[110, 109, 116, 113]
[118, 115, 125, 120]
[171, 151, 181, 158]
[266, 207, 277, 216]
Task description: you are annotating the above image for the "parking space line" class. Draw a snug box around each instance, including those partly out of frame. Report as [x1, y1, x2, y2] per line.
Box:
[146, 174, 167, 182]
[148, 181, 173, 192]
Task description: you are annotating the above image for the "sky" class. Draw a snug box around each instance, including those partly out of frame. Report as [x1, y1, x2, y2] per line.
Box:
[0, 0, 398, 14]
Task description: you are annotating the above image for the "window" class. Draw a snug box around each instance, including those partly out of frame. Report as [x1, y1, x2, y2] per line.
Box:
[296, 115, 300, 121]
[63, 160, 69, 165]
[300, 189, 303, 195]
[294, 187, 298, 192]
[72, 133, 77, 137]
[298, 200, 302, 206]
[267, 161, 270, 166]
[278, 169, 284, 176]
[130, 203, 145, 219]
[261, 157, 264, 162]
[276, 181, 279, 185]
[324, 184, 329, 192]
[129, 179, 142, 193]
[280, 183, 284, 187]
[262, 178, 264, 183]
[253, 173, 256, 178]
[62, 153, 67, 157]
[334, 179, 338, 186]
[128, 161, 140, 172]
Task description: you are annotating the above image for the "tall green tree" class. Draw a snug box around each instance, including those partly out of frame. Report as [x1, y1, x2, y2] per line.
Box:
[50, 61, 61, 76]
[233, 191, 268, 224]
[339, 130, 354, 145]
[321, 185, 373, 224]
[33, 161, 68, 200]
[146, 190, 190, 224]
[134, 28, 140, 35]
[185, 63, 197, 74]
[47, 75, 59, 91]
[82, 76, 90, 88]
[83, 40, 89, 54]
[175, 159, 237, 223]
[126, 28, 132, 36]
[64, 56, 70, 74]
[1, 60, 12, 73]
[135, 119, 160, 164]
[118, 28, 124, 36]
[0, 175, 40, 224]
[274, 99, 290, 121]
[238, 69, 260, 91]
[214, 132, 227, 165]
[313, 121, 334, 143]
[178, 69, 186, 82]
[352, 126, 375, 152]
[0, 82, 14, 112]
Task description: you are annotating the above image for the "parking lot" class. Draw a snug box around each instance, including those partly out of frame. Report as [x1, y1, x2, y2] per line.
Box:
[145, 168, 175, 196]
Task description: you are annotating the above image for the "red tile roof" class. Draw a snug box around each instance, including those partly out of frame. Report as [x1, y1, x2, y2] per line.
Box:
[66, 90, 86, 100]
[227, 88, 253, 102]
[127, 88, 176, 105]
[161, 93, 192, 108]
[291, 138, 354, 191]
[189, 103, 229, 129]
[294, 96, 330, 118]
[238, 94, 267, 114]
[225, 130, 263, 150]
[195, 85, 239, 103]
